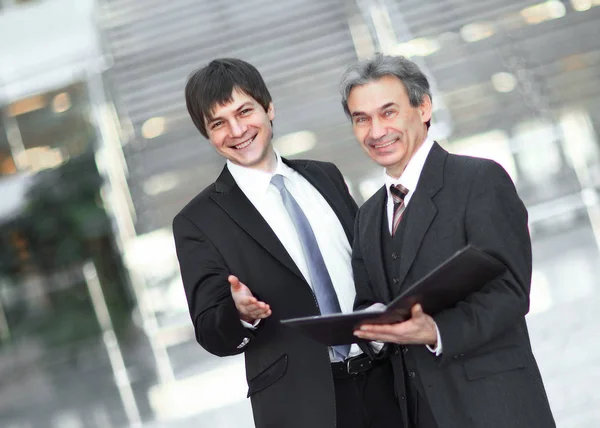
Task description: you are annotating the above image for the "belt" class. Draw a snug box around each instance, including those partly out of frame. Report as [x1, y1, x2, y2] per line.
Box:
[331, 353, 384, 379]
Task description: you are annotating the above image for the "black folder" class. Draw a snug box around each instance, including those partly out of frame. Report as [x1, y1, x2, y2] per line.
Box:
[280, 245, 506, 346]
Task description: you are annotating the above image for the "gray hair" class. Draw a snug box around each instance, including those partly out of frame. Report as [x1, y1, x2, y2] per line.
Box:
[340, 54, 432, 119]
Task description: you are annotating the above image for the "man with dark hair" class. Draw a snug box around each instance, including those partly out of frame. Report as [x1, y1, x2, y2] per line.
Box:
[341, 54, 555, 428]
[173, 58, 402, 428]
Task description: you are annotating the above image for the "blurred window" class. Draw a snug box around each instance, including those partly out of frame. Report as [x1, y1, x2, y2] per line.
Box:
[7, 83, 94, 173]
[0, 117, 17, 176]
[0, 79, 134, 426]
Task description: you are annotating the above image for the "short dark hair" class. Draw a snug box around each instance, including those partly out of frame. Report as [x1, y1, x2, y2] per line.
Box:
[185, 58, 273, 138]
[340, 54, 432, 128]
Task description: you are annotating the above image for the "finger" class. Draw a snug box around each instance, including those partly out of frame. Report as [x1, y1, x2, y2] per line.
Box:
[353, 330, 402, 343]
[245, 301, 270, 313]
[228, 275, 242, 292]
[249, 307, 272, 319]
[240, 300, 270, 315]
[235, 295, 258, 307]
[359, 323, 406, 335]
[411, 303, 424, 318]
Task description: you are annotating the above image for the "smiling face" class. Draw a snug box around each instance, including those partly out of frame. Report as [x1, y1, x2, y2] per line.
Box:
[346, 75, 432, 178]
[205, 87, 276, 172]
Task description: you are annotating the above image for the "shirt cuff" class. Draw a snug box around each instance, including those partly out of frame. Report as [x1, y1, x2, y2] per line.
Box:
[425, 322, 443, 356]
[368, 341, 385, 354]
[240, 318, 261, 330]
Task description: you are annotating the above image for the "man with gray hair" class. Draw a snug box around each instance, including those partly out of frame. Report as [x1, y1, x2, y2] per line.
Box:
[341, 54, 555, 428]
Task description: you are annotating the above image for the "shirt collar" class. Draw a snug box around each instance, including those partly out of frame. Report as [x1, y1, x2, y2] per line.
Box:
[384, 137, 435, 200]
[226, 149, 292, 196]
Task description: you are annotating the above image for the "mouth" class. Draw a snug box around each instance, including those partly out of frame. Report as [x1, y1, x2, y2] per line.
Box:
[371, 138, 398, 149]
[233, 135, 256, 150]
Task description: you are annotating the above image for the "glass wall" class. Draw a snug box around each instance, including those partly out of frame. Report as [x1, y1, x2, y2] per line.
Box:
[0, 82, 140, 428]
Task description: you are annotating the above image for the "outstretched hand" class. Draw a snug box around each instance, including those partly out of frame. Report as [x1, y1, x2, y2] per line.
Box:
[353, 304, 437, 346]
[229, 275, 272, 324]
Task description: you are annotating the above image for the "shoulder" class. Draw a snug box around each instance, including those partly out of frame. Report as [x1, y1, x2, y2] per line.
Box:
[286, 158, 342, 177]
[173, 182, 217, 228]
[444, 152, 513, 184]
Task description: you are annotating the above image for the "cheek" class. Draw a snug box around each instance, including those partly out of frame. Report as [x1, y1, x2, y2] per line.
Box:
[209, 132, 226, 149]
[353, 127, 368, 143]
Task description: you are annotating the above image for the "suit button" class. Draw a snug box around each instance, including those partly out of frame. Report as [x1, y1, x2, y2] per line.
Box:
[402, 346, 408, 354]
[409, 371, 416, 378]
[392, 252, 399, 260]
[392, 277, 400, 284]
[393, 348, 400, 356]
[400, 395, 406, 401]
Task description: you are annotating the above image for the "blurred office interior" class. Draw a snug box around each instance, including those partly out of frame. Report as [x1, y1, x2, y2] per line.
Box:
[1, 0, 599, 426]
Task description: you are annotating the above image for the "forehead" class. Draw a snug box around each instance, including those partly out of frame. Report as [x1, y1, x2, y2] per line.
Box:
[347, 75, 409, 113]
[208, 87, 257, 118]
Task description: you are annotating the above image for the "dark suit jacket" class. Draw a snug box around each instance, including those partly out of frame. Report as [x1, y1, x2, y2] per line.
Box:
[353, 143, 555, 428]
[173, 158, 358, 428]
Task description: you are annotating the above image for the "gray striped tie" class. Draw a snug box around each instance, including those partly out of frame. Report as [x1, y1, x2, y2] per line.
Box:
[271, 174, 350, 360]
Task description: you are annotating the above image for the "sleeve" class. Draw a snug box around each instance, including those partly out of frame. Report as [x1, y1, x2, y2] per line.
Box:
[434, 161, 532, 362]
[352, 210, 379, 311]
[173, 213, 255, 357]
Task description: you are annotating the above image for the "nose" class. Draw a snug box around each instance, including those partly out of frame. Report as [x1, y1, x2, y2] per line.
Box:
[230, 119, 246, 138]
[369, 118, 387, 141]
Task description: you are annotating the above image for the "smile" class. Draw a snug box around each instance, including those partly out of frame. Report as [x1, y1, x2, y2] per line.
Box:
[234, 136, 255, 150]
[373, 139, 397, 149]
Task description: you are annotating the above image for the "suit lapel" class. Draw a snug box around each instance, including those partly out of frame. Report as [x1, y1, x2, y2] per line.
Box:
[210, 166, 304, 280]
[395, 143, 447, 288]
[362, 187, 393, 303]
[284, 159, 355, 243]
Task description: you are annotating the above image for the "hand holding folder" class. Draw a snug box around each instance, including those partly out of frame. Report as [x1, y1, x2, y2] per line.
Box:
[280, 245, 506, 346]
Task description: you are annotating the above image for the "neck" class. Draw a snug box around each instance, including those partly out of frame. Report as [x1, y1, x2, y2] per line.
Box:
[252, 147, 278, 173]
[386, 134, 427, 179]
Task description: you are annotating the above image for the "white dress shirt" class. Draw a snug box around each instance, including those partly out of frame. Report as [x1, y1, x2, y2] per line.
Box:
[227, 151, 362, 359]
[383, 137, 443, 355]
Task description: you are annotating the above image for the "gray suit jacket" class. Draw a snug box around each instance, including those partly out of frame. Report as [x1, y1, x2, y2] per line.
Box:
[353, 143, 555, 428]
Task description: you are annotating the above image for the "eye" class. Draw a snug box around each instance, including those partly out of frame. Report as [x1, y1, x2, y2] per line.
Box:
[354, 116, 368, 124]
[383, 109, 396, 117]
[211, 121, 224, 129]
[240, 108, 253, 116]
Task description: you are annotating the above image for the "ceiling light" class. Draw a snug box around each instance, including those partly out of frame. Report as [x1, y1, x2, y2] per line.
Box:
[7, 95, 46, 117]
[15, 146, 64, 172]
[491, 72, 517, 93]
[52, 92, 72, 113]
[460, 22, 495, 43]
[394, 38, 440, 57]
[570, 0, 592, 11]
[141, 117, 166, 139]
[273, 131, 317, 157]
[143, 172, 180, 196]
[520, 1, 566, 25]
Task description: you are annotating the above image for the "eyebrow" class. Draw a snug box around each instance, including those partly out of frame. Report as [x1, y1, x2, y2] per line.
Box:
[351, 102, 397, 117]
[207, 102, 254, 124]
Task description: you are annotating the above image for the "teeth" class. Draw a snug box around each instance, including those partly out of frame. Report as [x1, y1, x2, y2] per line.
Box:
[374, 139, 396, 149]
[235, 136, 254, 149]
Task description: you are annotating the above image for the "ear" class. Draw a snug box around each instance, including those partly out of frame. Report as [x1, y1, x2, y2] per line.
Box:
[267, 102, 275, 121]
[419, 95, 432, 125]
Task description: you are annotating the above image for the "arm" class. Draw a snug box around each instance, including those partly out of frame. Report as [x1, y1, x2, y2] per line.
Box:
[173, 213, 259, 357]
[352, 211, 379, 311]
[434, 161, 532, 360]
